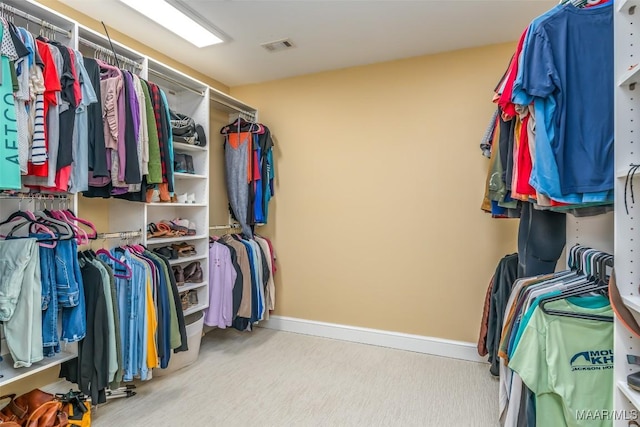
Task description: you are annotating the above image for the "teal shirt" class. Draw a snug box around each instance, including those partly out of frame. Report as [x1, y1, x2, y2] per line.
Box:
[0, 21, 21, 190]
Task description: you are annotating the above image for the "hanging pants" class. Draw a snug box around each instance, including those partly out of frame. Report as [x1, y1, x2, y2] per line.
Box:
[0, 238, 43, 367]
[518, 203, 566, 277]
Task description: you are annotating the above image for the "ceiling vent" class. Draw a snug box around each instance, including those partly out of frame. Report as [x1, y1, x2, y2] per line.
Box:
[261, 38, 296, 52]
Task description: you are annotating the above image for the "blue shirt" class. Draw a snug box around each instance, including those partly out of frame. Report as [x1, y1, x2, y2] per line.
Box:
[519, 3, 613, 195]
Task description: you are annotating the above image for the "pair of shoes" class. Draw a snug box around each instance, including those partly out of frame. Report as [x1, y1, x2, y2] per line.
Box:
[174, 153, 195, 174]
[171, 218, 196, 235]
[184, 261, 203, 283]
[179, 290, 199, 311]
[154, 246, 178, 260]
[172, 265, 185, 286]
[175, 193, 196, 204]
[173, 242, 197, 257]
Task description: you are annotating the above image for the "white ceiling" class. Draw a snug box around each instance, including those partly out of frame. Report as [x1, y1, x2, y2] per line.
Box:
[59, 0, 557, 87]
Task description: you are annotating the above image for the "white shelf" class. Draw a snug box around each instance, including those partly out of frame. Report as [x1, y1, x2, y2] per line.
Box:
[147, 202, 207, 207]
[623, 296, 640, 314]
[178, 281, 208, 292]
[173, 142, 207, 153]
[183, 304, 208, 316]
[0, 350, 77, 387]
[169, 254, 207, 265]
[174, 172, 207, 180]
[147, 234, 209, 245]
[618, 64, 640, 88]
[618, 0, 640, 13]
[618, 381, 640, 411]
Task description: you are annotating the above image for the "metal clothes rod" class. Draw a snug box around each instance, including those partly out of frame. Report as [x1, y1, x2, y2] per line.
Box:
[210, 97, 255, 119]
[0, 4, 71, 38]
[0, 193, 71, 200]
[78, 37, 143, 70]
[96, 230, 143, 240]
[148, 68, 205, 97]
[209, 224, 242, 230]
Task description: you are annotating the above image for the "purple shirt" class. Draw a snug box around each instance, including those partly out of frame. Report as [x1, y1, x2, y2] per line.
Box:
[204, 242, 237, 328]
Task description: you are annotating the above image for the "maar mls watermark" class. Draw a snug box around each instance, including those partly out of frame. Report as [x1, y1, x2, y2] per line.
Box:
[576, 409, 638, 421]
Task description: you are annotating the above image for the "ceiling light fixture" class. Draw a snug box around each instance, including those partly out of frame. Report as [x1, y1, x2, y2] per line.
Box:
[118, 0, 224, 48]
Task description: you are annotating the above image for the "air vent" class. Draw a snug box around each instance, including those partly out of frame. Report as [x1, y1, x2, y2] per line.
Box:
[261, 38, 296, 52]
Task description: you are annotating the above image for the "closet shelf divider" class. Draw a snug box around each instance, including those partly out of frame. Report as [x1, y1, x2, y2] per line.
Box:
[0, 348, 77, 388]
[183, 304, 208, 316]
[622, 295, 640, 315]
[146, 234, 209, 245]
[618, 0, 639, 13]
[173, 142, 208, 153]
[174, 172, 207, 180]
[617, 381, 640, 411]
[168, 254, 208, 266]
[617, 63, 640, 88]
[178, 281, 208, 293]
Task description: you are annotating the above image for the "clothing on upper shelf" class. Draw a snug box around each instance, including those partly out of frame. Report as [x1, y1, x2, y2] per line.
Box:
[0, 20, 175, 199]
[205, 234, 276, 330]
[221, 119, 275, 238]
[480, 1, 614, 218]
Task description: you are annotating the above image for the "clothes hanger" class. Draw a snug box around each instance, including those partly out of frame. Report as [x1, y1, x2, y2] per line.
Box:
[96, 248, 132, 279]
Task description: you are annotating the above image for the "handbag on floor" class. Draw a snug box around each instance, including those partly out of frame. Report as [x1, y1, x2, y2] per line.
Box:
[0, 389, 68, 426]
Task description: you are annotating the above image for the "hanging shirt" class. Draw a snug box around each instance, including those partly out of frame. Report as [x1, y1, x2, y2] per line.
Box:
[0, 20, 20, 190]
[509, 296, 613, 427]
[518, 3, 613, 195]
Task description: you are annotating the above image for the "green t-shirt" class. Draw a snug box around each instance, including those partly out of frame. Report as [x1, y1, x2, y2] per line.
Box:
[508, 296, 613, 427]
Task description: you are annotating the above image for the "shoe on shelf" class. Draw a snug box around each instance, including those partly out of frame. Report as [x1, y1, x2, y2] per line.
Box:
[629, 371, 640, 391]
[188, 290, 199, 306]
[184, 261, 203, 283]
[185, 154, 195, 174]
[176, 193, 188, 204]
[181, 292, 189, 311]
[187, 193, 196, 204]
[154, 246, 178, 260]
[159, 183, 171, 202]
[174, 153, 188, 173]
[172, 242, 197, 257]
[188, 221, 197, 236]
[172, 265, 185, 286]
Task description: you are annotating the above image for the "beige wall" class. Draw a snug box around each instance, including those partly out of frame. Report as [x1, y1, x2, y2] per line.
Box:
[231, 42, 519, 343]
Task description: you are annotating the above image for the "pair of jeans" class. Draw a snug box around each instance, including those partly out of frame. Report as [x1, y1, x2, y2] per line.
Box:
[38, 240, 60, 357]
[0, 238, 43, 367]
[55, 239, 86, 342]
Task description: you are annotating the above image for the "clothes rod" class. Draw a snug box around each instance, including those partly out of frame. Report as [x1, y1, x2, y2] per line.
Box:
[0, 192, 71, 200]
[148, 68, 205, 97]
[210, 97, 255, 119]
[96, 230, 143, 240]
[0, 4, 71, 39]
[209, 224, 242, 230]
[78, 37, 143, 69]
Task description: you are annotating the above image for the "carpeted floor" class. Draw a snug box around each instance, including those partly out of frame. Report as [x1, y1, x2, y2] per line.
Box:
[92, 328, 499, 427]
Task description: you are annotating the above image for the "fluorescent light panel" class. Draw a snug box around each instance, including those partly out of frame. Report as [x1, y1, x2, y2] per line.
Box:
[119, 0, 223, 48]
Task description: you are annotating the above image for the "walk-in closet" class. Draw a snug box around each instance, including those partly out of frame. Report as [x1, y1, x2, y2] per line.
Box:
[0, 0, 632, 426]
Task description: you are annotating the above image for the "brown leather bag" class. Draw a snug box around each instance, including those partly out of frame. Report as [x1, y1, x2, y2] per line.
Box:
[0, 390, 68, 427]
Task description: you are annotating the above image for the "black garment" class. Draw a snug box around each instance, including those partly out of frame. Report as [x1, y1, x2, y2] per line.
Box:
[498, 111, 516, 188]
[122, 71, 141, 184]
[60, 261, 108, 405]
[149, 251, 188, 353]
[113, 176, 148, 203]
[518, 203, 566, 278]
[8, 23, 29, 59]
[83, 58, 109, 177]
[486, 253, 519, 377]
[47, 40, 77, 170]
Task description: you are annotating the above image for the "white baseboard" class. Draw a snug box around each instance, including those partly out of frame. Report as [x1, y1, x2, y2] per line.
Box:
[258, 315, 486, 363]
